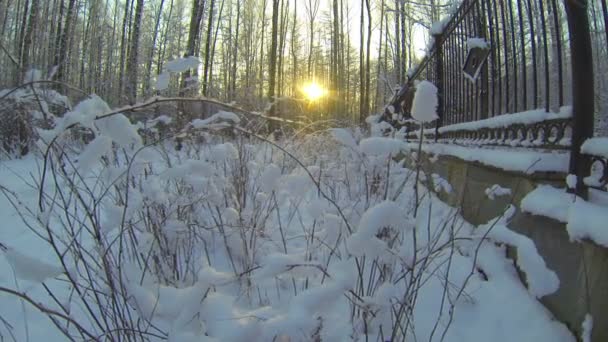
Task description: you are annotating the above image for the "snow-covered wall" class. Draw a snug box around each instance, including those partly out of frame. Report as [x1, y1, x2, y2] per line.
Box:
[406, 150, 608, 342]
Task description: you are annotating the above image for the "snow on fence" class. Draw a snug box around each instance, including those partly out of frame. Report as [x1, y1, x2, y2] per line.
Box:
[385, 0, 607, 197]
[581, 137, 608, 191]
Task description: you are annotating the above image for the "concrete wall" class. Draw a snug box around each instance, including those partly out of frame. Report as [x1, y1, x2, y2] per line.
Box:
[414, 153, 608, 342]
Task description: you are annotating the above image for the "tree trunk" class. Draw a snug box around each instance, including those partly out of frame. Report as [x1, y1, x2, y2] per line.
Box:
[365, 0, 371, 117]
[118, 0, 133, 101]
[290, 0, 298, 96]
[20, 0, 39, 83]
[359, 0, 365, 123]
[54, 0, 76, 92]
[126, 0, 144, 104]
[399, 0, 406, 82]
[258, 0, 267, 100]
[202, 0, 216, 96]
[394, 0, 400, 84]
[144, 0, 165, 97]
[157, 0, 174, 76]
[277, 0, 289, 97]
[306, 0, 319, 79]
[374, 0, 385, 112]
[268, 0, 280, 121]
[332, 0, 340, 112]
[182, 0, 204, 97]
[209, 0, 226, 97]
[230, 0, 240, 100]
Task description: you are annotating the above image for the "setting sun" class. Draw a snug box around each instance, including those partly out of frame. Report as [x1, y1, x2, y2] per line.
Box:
[302, 82, 327, 101]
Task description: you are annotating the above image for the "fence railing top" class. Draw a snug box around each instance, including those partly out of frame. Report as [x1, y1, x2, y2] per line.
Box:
[408, 0, 479, 83]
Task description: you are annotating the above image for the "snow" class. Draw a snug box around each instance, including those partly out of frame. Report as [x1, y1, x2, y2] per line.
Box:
[57, 94, 110, 131]
[467, 37, 490, 51]
[191, 111, 240, 129]
[411, 80, 439, 122]
[154, 56, 201, 90]
[24, 69, 43, 83]
[477, 207, 559, 298]
[156, 71, 171, 90]
[432, 173, 453, 193]
[521, 185, 608, 247]
[209, 143, 238, 162]
[77, 135, 112, 173]
[0, 121, 577, 341]
[359, 137, 404, 156]
[406, 142, 570, 174]
[566, 174, 577, 189]
[260, 163, 282, 192]
[149, 114, 172, 125]
[437, 106, 572, 134]
[354, 201, 402, 235]
[521, 185, 572, 223]
[96, 113, 143, 148]
[162, 159, 214, 180]
[567, 199, 608, 246]
[582, 314, 593, 342]
[2, 247, 64, 283]
[165, 56, 201, 73]
[581, 137, 608, 158]
[34, 95, 142, 151]
[253, 252, 309, 279]
[485, 184, 512, 200]
[430, 17, 450, 35]
[329, 128, 358, 149]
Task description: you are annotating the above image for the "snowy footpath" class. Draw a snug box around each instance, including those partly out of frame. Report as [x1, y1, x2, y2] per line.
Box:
[0, 125, 576, 342]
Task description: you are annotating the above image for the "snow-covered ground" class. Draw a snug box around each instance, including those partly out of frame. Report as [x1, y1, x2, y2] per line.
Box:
[0, 121, 575, 341]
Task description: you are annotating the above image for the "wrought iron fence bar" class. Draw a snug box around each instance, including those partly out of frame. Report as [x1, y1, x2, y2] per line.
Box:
[602, 0, 608, 49]
[485, 0, 496, 117]
[565, 0, 595, 198]
[472, 1, 480, 120]
[459, 27, 465, 123]
[449, 32, 457, 124]
[479, 0, 490, 119]
[464, 11, 471, 122]
[390, 0, 601, 196]
[435, 33, 444, 140]
[441, 0, 478, 40]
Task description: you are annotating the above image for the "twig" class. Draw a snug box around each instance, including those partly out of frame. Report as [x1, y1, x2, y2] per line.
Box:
[0, 286, 96, 340]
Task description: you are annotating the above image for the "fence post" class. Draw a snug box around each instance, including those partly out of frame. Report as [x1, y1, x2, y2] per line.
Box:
[434, 33, 444, 142]
[564, 0, 594, 199]
[477, 3, 490, 120]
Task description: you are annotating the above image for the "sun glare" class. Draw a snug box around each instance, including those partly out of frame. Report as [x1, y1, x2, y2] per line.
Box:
[302, 82, 326, 101]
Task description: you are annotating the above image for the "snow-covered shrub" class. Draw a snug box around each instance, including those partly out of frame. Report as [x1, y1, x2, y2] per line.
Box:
[0, 94, 573, 342]
[0, 97, 32, 156]
[0, 86, 70, 157]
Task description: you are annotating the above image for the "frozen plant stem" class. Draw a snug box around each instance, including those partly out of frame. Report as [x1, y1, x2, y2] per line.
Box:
[413, 125, 424, 217]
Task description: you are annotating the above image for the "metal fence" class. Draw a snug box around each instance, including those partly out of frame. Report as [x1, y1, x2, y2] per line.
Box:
[391, 0, 607, 197]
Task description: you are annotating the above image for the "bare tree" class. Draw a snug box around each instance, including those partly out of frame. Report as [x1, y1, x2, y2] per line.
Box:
[126, 0, 144, 104]
[304, 0, 319, 79]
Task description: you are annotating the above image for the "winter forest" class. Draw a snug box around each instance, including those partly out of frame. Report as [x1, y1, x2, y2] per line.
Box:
[1, 0, 608, 341]
[1, 0, 462, 122]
